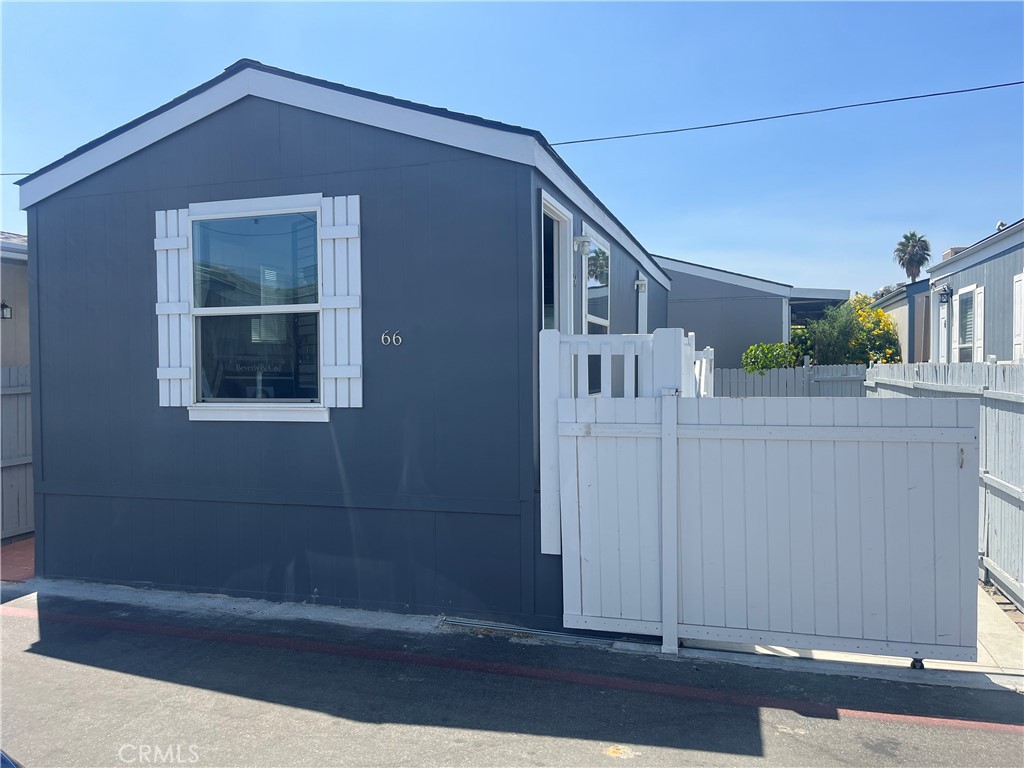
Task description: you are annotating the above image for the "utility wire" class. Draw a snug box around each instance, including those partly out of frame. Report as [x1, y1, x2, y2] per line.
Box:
[4, 81, 1021, 174]
[550, 81, 1024, 146]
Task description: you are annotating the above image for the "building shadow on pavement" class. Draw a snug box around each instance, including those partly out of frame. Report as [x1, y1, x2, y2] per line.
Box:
[7, 591, 1024, 762]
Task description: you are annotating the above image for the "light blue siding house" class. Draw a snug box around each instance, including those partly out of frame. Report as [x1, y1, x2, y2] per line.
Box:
[929, 219, 1024, 364]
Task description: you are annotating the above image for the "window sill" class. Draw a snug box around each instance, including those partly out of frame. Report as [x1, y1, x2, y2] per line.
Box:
[187, 405, 330, 422]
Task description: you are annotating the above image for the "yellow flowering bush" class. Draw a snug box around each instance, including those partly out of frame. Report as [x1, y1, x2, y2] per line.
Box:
[806, 293, 901, 364]
[849, 293, 901, 364]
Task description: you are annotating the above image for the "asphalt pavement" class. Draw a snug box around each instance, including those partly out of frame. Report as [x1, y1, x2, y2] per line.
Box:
[2, 582, 1022, 767]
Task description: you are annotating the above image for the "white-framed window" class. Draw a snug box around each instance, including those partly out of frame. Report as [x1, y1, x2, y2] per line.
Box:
[154, 193, 362, 422]
[580, 222, 611, 335]
[951, 283, 984, 363]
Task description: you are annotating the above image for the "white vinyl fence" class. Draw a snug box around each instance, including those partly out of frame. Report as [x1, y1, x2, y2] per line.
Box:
[541, 330, 980, 662]
[715, 363, 866, 398]
[1, 366, 33, 539]
[539, 328, 711, 555]
[867, 362, 1024, 610]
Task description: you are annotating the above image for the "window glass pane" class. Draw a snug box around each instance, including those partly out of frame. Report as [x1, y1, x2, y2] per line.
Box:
[958, 292, 974, 346]
[542, 215, 556, 330]
[194, 213, 318, 308]
[198, 313, 318, 402]
[587, 321, 609, 335]
[586, 241, 610, 322]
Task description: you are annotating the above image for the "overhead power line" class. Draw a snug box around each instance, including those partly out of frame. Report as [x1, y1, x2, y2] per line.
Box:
[549, 81, 1024, 146]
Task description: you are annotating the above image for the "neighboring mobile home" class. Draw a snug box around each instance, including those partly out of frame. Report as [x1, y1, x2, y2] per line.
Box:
[1, 232, 30, 368]
[17, 60, 671, 628]
[870, 280, 931, 363]
[654, 256, 848, 367]
[929, 219, 1024, 364]
[1, 232, 34, 540]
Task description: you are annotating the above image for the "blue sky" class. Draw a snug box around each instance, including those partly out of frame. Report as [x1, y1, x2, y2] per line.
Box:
[2, 1, 1022, 294]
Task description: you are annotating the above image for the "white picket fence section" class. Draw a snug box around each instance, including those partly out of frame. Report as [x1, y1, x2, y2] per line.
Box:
[542, 331, 981, 661]
[867, 362, 1024, 610]
[714, 364, 867, 398]
[540, 329, 710, 555]
[1, 366, 33, 539]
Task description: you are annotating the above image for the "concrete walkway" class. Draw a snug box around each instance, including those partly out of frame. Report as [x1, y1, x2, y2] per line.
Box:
[680, 586, 1024, 688]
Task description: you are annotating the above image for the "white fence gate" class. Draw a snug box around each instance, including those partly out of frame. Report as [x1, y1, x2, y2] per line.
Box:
[1, 366, 33, 539]
[541, 330, 980, 661]
[867, 362, 1024, 610]
[714, 363, 867, 398]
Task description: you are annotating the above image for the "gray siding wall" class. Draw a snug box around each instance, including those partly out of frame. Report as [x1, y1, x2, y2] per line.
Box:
[664, 271, 785, 367]
[941, 243, 1024, 362]
[29, 96, 568, 625]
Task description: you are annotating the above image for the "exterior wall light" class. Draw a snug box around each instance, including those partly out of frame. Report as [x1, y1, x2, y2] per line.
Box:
[0, 300, 11, 320]
[935, 285, 953, 304]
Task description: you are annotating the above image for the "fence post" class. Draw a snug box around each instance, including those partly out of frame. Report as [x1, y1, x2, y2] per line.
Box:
[653, 328, 684, 653]
[539, 330, 561, 555]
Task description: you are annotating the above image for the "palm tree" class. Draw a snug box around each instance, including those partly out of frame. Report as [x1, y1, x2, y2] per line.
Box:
[893, 231, 931, 282]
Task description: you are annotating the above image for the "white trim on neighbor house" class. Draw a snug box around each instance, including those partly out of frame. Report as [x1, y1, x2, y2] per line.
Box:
[653, 255, 850, 309]
[928, 219, 1024, 279]
[789, 286, 850, 302]
[1013, 271, 1024, 362]
[654, 256, 792, 297]
[19, 65, 671, 289]
[541, 190, 575, 334]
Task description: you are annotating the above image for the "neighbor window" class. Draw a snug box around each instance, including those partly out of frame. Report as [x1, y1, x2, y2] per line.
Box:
[957, 290, 974, 363]
[193, 212, 320, 402]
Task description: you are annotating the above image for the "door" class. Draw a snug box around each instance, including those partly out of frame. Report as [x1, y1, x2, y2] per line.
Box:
[541, 192, 574, 333]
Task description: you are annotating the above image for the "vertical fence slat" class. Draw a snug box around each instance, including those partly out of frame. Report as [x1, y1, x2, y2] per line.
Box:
[810, 398, 839, 638]
[763, 398, 792, 633]
[615, 399, 642, 620]
[741, 398, 770, 630]
[833, 398, 863, 638]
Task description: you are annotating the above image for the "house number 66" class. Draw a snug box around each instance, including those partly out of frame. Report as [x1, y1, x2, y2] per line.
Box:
[380, 331, 403, 346]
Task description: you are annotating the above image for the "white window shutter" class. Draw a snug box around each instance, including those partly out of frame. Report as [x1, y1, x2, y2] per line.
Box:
[974, 287, 985, 363]
[154, 209, 194, 407]
[319, 195, 363, 408]
[1013, 273, 1024, 362]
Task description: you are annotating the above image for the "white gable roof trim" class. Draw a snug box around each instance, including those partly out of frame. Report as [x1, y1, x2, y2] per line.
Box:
[654, 256, 792, 297]
[18, 63, 671, 289]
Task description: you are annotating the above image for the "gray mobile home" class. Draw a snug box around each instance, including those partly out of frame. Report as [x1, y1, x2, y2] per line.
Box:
[654, 256, 848, 368]
[928, 219, 1024, 364]
[17, 60, 670, 628]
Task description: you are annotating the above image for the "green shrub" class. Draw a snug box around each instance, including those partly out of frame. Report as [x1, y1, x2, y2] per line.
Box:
[741, 342, 799, 375]
[804, 294, 902, 364]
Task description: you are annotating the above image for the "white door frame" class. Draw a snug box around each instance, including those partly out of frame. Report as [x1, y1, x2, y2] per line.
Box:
[541, 191, 574, 333]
